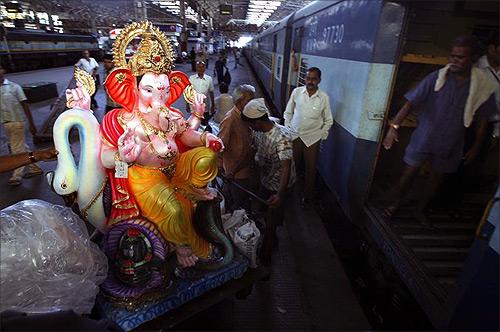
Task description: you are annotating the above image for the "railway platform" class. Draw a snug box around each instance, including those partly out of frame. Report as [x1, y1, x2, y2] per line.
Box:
[0, 56, 370, 330]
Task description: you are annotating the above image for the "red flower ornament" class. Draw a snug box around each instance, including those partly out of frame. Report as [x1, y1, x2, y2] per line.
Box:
[127, 228, 140, 237]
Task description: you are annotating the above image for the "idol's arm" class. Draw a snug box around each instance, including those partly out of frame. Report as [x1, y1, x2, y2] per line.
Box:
[179, 129, 223, 150]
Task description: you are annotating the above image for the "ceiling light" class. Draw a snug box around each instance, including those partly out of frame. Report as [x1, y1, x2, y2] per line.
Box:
[249, 1, 281, 6]
[248, 9, 274, 13]
[248, 5, 278, 10]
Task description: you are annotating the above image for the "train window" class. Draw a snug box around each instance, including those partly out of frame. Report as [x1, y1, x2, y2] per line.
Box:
[255, 49, 272, 71]
[275, 55, 282, 81]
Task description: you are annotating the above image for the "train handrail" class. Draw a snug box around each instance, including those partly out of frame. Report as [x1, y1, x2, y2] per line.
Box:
[475, 197, 499, 239]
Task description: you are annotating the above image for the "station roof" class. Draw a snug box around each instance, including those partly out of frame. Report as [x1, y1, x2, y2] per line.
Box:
[2, 0, 314, 36]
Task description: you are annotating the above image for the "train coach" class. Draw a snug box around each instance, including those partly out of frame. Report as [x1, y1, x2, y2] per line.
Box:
[246, 0, 499, 330]
[0, 29, 100, 72]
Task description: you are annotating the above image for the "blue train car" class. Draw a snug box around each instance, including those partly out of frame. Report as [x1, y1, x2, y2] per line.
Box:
[290, 0, 404, 219]
[247, 15, 294, 114]
[247, 0, 499, 329]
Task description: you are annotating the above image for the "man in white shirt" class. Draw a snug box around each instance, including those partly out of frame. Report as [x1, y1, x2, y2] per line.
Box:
[75, 50, 99, 109]
[476, 34, 500, 137]
[213, 83, 234, 123]
[284, 67, 333, 207]
[0, 66, 43, 186]
[189, 61, 215, 121]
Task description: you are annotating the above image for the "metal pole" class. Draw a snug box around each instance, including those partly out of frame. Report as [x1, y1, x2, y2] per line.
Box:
[134, 0, 139, 20]
[142, 0, 148, 20]
[90, 17, 97, 34]
[0, 24, 15, 71]
[197, 5, 202, 36]
[180, 0, 187, 51]
[208, 16, 212, 39]
[222, 176, 269, 205]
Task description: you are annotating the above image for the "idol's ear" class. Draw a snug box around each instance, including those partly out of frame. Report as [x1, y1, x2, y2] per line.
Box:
[167, 71, 190, 106]
[104, 68, 137, 112]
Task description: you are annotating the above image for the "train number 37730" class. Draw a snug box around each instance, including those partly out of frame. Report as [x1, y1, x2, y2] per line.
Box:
[306, 24, 345, 52]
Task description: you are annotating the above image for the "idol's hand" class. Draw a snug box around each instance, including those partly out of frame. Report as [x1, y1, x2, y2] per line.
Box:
[205, 133, 224, 152]
[65, 83, 91, 111]
[117, 127, 146, 163]
[192, 91, 206, 117]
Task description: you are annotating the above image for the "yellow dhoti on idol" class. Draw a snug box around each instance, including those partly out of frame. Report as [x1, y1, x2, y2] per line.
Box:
[128, 147, 218, 258]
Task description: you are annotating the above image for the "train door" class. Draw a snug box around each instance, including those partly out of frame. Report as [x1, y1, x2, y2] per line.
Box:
[269, 34, 277, 100]
[292, 27, 306, 90]
[365, 0, 499, 328]
[288, 26, 303, 96]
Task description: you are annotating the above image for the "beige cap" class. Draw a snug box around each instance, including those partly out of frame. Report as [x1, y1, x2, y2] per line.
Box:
[242, 98, 268, 119]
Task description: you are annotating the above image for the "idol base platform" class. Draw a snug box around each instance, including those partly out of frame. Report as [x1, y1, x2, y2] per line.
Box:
[96, 255, 268, 331]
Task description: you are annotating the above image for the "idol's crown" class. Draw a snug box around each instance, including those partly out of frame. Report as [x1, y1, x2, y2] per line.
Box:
[112, 21, 174, 76]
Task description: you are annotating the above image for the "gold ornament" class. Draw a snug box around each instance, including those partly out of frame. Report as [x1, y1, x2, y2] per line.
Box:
[112, 21, 175, 76]
[74, 66, 96, 97]
[182, 85, 195, 105]
[115, 72, 126, 83]
[136, 110, 173, 141]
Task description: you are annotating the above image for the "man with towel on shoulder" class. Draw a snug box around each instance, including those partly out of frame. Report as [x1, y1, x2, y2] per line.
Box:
[382, 36, 497, 226]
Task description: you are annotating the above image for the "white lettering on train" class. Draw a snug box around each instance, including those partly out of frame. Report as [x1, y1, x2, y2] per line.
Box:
[306, 24, 344, 53]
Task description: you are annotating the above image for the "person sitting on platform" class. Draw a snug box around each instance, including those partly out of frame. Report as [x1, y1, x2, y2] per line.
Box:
[382, 36, 497, 225]
[213, 83, 234, 124]
[0, 66, 43, 186]
[219, 84, 256, 212]
[242, 98, 296, 265]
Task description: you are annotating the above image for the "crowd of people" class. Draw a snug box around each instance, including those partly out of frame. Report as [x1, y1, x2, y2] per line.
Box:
[215, 65, 332, 265]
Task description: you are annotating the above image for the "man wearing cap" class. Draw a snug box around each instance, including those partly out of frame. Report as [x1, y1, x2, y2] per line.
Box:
[284, 67, 333, 208]
[242, 98, 296, 265]
[218, 84, 256, 211]
[189, 61, 215, 122]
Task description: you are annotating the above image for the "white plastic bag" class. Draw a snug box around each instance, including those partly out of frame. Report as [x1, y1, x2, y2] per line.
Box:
[222, 209, 261, 268]
[0, 199, 108, 314]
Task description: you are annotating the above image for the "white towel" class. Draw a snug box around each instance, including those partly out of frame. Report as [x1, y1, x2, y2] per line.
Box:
[434, 64, 496, 127]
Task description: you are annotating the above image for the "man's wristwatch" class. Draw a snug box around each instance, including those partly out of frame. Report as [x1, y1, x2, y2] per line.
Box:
[389, 123, 400, 130]
[28, 151, 38, 162]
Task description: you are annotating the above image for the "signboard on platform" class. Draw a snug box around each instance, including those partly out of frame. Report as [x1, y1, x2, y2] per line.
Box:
[157, 24, 182, 36]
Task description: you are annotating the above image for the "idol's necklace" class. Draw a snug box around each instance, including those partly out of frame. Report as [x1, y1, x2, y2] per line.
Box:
[136, 111, 169, 141]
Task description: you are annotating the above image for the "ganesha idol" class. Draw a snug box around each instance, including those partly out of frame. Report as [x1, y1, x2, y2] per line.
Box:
[47, 21, 234, 301]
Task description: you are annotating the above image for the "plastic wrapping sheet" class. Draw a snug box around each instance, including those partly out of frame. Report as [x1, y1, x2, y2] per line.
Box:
[0, 199, 108, 314]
